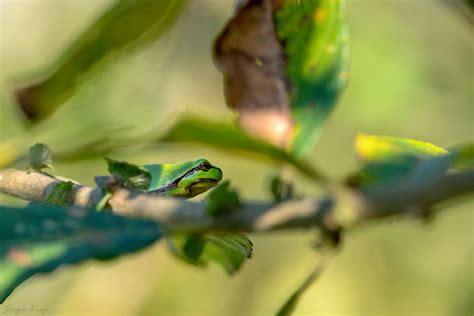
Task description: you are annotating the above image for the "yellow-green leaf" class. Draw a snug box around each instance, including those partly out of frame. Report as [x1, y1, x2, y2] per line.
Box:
[355, 133, 448, 163]
[352, 133, 449, 185]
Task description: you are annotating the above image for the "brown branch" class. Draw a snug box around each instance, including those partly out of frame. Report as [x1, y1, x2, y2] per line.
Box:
[0, 168, 102, 207]
[0, 168, 473, 233]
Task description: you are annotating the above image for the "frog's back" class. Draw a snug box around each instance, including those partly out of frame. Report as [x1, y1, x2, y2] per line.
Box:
[143, 161, 196, 191]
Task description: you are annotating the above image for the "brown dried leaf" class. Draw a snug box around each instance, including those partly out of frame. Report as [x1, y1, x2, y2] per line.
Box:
[214, 0, 293, 148]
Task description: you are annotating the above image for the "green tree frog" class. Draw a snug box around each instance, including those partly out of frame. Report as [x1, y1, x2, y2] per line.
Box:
[101, 157, 251, 273]
[144, 158, 223, 198]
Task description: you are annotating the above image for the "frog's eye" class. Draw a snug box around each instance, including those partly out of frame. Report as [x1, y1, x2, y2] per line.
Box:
[198, 161, 211, 171]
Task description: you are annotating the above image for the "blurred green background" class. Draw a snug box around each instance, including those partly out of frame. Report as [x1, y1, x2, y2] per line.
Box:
[0, 0, 473, 315]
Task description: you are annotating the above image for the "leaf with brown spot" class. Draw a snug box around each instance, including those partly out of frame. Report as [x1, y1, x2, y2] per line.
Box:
[214, 0, 294, 148]
[214, 0, 350, 157]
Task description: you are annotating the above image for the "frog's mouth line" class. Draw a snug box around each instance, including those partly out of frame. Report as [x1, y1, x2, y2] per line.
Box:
[150, 178, 219, 195]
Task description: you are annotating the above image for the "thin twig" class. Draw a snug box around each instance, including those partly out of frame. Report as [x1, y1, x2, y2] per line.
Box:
[276, 251, 335, 316]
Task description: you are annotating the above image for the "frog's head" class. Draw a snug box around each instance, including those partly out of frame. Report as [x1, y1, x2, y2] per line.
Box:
[176, 158, 223, 197]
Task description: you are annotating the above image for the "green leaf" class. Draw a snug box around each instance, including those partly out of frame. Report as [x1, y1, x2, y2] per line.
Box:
[105, 157, 151, 190]
[169, 233, 252, 275]
[0, 204, 162, 303]
[45, 181, 74, 206]
[207, 180, 240, 216]
[275, 0, 350, 157]
[161, 117, 329, 185]
[16, 0, 186, 122]
[352, 133, 449, 185]
[181, 235, 206, 264]
[169, 234, 203, 266]
[202, 234, 253, 275]
[27, 143, 53, 171]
